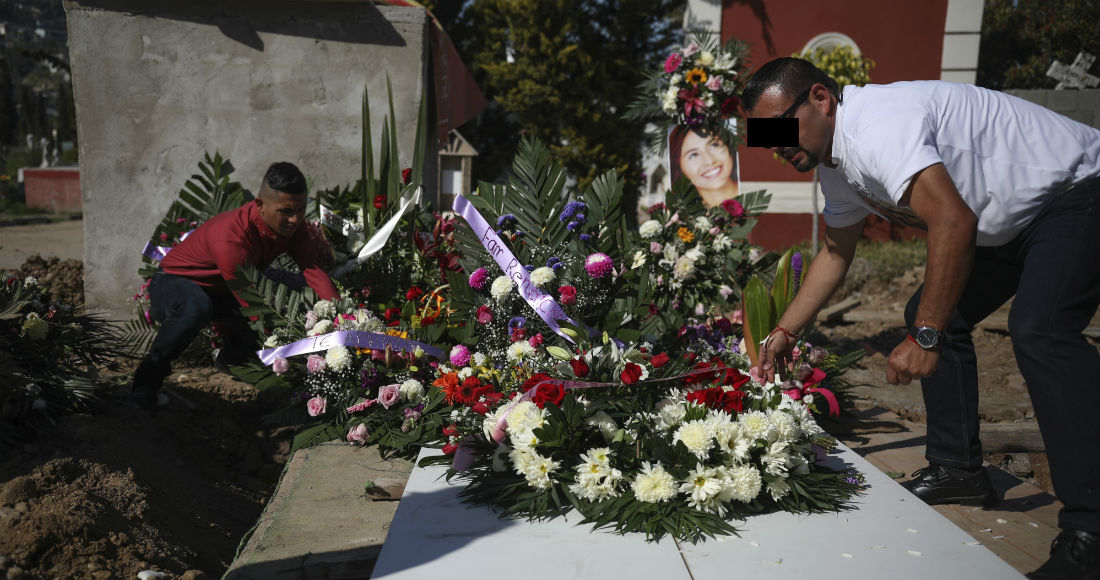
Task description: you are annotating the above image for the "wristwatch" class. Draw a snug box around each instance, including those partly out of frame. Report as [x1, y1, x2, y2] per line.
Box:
[911, 326, 945, 351]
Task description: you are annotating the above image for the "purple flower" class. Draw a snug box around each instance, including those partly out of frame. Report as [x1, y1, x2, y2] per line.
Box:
[496, 214, 518, 228]
[468, 267, 489, 290]
[450, 344, 472, 367]
[546, 256, 564, 271]
[508, 316, 526, 330]
[559, 200, 587, 222]
[578, 233, 591, 242]
[361, 367, 380, 389]
[584, 253, 614, 278]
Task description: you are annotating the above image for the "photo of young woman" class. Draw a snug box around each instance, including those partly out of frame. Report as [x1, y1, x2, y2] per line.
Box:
[668, 124, 741, 208]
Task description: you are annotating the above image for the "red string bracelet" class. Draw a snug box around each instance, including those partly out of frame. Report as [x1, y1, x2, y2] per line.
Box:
[773, 325, 799, 341]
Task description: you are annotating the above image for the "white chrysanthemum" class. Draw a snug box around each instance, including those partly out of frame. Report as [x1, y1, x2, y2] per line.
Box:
[587, 411, 619, 443]
[399, 379, 424, 401]
[491, 444, 511, 472]
[472, 352, 488, 367]
[457, 366, 475, 379]
[507, 401, 546, 433]
[739, 410, 776, 442]
[696, 50, 715, 66]
[639, 219, 663, 239]
[521, 451, 560, 489]
[693, 216, 713, 231]
[684, 245, 705, 262]
[582, 447, 612, 466]
[490, 275, 514, 301]
[631, 250, 647, 270]
[509, 446, 536, 474]
[506, 340, 536, 362]
[672, 255, 697, 280]
[762, 441, 792, 477]
[715, 422, 752, 464]
[530, 266, 555, 287]
[670, 73, 682, 84]
[662, 91, 677, 113]
[263, 334, 282, 348]
[631, 462, 679, 503]
[683, 464, 735, 514]
[308, 319, 335, 337]
[769, 410, 801, 443]
[510, 427, 540, 450]
[727, 464, 763, 503]
[712, 234, 733, 251]
[312, 300, 337, 320]
[570, 475, 622, 502]
[654, 400, 686, 431]
[325, 345, 352, 370]
[767, 479, 791, 501]
[673, 419, 716, 459]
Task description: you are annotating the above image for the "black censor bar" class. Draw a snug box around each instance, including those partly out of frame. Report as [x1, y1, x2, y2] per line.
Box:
[746, 118, 799, 148]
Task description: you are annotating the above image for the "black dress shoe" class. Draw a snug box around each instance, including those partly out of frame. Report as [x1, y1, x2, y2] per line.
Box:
[1027, 530, 1100, 579]
[901, 463, 998, 506]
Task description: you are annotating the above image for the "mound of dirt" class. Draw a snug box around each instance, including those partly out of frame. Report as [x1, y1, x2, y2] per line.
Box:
[15, 255, 85, 310]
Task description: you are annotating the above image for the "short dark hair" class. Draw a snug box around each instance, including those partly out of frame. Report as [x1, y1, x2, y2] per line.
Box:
[741, 57, 841, 113]
[263, 162, 307, 196]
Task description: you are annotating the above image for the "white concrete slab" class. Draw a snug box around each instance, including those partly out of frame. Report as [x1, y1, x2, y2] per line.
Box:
[374, 444, 1024, 580]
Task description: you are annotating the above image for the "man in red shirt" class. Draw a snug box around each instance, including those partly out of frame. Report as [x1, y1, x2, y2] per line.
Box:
[131, 162, 340, 408]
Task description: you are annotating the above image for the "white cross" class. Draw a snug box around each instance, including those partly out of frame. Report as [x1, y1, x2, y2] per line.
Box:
[1046, 52, 1099, 89]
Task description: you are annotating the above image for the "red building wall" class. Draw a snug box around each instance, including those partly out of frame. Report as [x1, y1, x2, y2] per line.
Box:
[24, 168, 82, 213]
[723, 0, 949, 182]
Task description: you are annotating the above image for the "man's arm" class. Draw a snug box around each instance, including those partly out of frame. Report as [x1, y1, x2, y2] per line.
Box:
[289, 224, 340, 301]
[886, 163, 976, 384]
[760, 219, 865, 380]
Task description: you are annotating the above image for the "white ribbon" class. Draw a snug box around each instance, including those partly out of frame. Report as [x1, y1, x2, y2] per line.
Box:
[328, 187, 422, 278]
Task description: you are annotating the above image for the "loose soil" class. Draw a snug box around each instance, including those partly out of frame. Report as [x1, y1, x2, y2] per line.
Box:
[1, 223, 1096, 579]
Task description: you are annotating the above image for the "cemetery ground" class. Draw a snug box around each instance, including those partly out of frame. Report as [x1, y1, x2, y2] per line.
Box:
[2, 218, 1098, 579]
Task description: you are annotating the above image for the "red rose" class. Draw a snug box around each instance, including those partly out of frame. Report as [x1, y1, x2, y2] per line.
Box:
[720, 96, 742, 118]
[475, 305, 493, 324]
[374, 195, 386, 210]
[383, 307, 402, 321]
[522, 373, 554, 392]
[650, 353, 670, 368]
[472, 402, 490, 415]
[406, 287, 424, 301]
[569, 357, 590, 378]
[442, 442, 458, 455]
[620, 362, 643, 385]
[442, 424, 458, 437]
[483, 391, 504, 404]
[421, 315, 437, 325]
[722, 368, 752, 390]
[559, 285, 577, 306]
[401, 168, 412, 184]
[532, 383, 565, 408]
[721, 390, 745, 414]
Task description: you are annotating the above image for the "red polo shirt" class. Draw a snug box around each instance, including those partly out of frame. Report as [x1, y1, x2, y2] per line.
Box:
[160, 202, 339, 305]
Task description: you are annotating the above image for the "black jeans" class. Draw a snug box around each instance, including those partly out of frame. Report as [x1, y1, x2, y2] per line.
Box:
[146, 271, 259, 373]
[904, 179, 1099, 533]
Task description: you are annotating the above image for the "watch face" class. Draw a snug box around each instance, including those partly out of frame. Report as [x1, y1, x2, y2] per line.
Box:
[915, 328, 939, 349]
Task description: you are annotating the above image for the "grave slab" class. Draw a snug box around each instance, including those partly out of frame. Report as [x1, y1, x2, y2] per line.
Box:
[373, 444, 1024, 579]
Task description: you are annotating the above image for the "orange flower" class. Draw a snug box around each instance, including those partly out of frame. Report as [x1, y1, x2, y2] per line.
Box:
[677, 226, 695, 243]
[685, 67, 707, 85]
[433, 372, 462, 404]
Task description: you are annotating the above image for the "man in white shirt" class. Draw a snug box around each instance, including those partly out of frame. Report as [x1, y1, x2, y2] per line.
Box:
[743, 57, 1099, 580]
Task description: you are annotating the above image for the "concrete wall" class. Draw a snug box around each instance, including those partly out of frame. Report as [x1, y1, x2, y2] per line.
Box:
[1006, 89, 1100, 130]
[64, 0, 435, 320]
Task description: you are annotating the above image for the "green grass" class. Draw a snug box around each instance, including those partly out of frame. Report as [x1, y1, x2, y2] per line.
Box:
[0, 198, 81, 222]
[855, 238, 927, 283]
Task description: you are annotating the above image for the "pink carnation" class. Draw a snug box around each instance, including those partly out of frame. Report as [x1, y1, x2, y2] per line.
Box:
[272, 357, 289, 375]
[468, 267, 489, 290]
[528, 333, 544, 348]
[475, 305, 493, 324]
[450, 344, 472, 367]
[347, 424, 369, 445]
[664, 52, 682, 74]
[306, 354, 327, 373]
[306, 396, 327, 417]
[721, 199, 745, 219]
[584, 253, 614, 278]
[378, 384, 401, 409]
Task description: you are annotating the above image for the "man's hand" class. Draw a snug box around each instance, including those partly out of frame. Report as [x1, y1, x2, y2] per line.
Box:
[759, 331, 795, 384]
[886, 338, 939, 384]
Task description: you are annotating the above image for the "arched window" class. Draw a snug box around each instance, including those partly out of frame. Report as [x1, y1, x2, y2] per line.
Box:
[800, 32, 862, 57]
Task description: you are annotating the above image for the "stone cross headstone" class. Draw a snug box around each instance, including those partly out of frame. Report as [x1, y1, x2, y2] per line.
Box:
[1046, 52, 1099, 89]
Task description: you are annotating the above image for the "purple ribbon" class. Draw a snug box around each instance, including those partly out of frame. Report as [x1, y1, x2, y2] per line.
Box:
[256, 330, 445, 365]
[141, 230, 193, 262]
[452, 194, 578, 343]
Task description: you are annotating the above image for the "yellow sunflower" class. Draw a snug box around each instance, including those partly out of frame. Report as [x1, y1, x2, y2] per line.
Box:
[685, 67, 707, 85]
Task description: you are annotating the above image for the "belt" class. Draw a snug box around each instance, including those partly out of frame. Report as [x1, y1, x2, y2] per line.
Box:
[1054, 175, 1100, 197]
